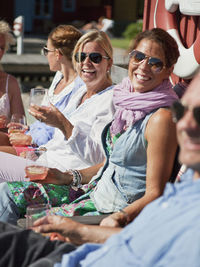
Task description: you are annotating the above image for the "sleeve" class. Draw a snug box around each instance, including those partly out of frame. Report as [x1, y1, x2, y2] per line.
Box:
[27, 121, 55, 147]
[65, 92, 115, 166]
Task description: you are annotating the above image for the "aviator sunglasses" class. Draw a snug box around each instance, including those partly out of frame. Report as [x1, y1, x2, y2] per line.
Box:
[75, 52, 109, 64]
[129, 50, 165, 73]
[171, 101, 200, 126]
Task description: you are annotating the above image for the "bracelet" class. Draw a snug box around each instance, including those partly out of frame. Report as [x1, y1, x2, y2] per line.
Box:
[68, 169, 82, 188]
[118, 209, 130, 225]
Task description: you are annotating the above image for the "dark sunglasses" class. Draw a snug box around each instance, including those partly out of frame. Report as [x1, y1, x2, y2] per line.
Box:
[74, 52, 109, 64]
[129, 50, 165, 73]
[42, 46, 56, 56]
[171, 101, 200, 126]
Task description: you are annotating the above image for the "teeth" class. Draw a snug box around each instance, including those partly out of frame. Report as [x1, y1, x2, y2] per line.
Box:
[82, 69, 95, 73]
[136, 74, 149, 81]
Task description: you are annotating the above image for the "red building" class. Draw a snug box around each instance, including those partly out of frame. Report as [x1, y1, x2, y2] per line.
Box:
[0, 0, 143, 35]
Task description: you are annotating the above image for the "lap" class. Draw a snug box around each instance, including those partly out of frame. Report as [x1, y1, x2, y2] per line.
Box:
[0, 221, 76, 267]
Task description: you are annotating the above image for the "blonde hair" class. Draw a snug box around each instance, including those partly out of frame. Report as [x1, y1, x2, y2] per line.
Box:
[48, 24, 82, 60]
[72, 30, 113, 83]
[0, 20, 15, 52]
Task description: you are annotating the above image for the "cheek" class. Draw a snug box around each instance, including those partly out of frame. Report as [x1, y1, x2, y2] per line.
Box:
[128, 64, 136, 80]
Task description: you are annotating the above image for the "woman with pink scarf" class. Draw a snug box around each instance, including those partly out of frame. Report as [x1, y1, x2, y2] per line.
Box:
[0, 28, 180, 227]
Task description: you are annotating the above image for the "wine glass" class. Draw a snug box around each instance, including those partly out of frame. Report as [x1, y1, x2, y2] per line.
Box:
[25, 148, 48, 181]
[0, 112, 8, 129]
[8, 114, 27, 134]
[26, 203, 51, 229]
[29, 88, 50, 107]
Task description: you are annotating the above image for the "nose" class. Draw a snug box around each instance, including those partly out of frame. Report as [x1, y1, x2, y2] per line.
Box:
[138, 57, 150, 70]
[82, 54, 91, 64]
[177, 109, 199, 131]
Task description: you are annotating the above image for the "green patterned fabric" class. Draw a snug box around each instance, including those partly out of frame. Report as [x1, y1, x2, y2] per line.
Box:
[7, 126, 121, 218]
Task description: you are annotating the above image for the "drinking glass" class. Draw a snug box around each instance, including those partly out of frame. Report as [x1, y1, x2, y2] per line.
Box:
[8, 114, 27, 134]
[0, 112, 8, 129]
[29, 88, 50, 107]
[26, 203, 51, 229]
[25, 148, 48, 181]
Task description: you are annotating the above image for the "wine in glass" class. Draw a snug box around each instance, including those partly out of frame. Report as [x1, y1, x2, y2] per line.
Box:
[25, 148, 48, 181]
[8, 114, 27, 134]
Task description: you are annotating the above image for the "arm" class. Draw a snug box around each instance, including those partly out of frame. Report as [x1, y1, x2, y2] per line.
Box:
[28, 104, 74, 139]
[33, 215, 121, 245]
[8, 75, 25, 116]
[101, 108, 178, 227]
[33, 162, 104, 185]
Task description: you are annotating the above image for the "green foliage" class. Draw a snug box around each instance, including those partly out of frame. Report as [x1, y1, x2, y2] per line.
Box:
[123, 21, 143, 40]
[110, 38, 131, 50]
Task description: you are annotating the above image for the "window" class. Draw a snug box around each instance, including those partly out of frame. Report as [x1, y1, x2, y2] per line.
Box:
[62, 0, 75, 12]
[34, 0, 52, 18]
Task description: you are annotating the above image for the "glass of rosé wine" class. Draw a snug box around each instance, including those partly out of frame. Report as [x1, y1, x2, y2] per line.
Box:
[25, 148, 48, 181]
[0, 112, 8, 129]
[8, 114, 27, 134]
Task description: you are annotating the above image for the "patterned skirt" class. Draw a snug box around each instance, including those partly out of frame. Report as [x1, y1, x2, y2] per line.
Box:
[7, 180, 99, 218]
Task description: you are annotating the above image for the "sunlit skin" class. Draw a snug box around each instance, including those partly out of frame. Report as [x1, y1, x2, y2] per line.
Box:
[46, 39, 60, 72]
[76, 41, 112, 94]
[176, 73, 200, 175]
[128, 39, 172, 93]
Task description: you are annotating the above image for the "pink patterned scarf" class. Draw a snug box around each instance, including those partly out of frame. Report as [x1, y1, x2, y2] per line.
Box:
[110, 77, 178, 135]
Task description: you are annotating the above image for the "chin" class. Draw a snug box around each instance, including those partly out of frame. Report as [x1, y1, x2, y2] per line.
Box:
[179, 150, 200, 167]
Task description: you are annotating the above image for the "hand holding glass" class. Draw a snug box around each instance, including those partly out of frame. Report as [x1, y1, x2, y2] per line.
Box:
[8, 114, 27, 134]
[0, 112, 8, 129]
[26, 203, 51, 229]
[29, 88, 49, 107]
[25, 149, 48, 181]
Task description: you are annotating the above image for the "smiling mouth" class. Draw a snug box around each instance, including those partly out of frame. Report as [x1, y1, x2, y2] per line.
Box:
[136, 74, 150, 81]
[82, 69, 95, 74]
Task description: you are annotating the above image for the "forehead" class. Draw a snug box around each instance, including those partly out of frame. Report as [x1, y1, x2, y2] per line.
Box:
[82, 41, 103, 52]
[135, 39, 165, 60]
[182, 74, 200, 106]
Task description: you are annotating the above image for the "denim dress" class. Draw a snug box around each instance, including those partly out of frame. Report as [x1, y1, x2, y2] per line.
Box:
[90, 111, 156, 213]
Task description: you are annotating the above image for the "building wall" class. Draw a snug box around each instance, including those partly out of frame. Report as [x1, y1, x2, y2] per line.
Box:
[113, 0, 138, 22]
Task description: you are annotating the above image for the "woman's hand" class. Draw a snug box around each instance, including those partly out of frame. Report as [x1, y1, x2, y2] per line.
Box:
[28, 104, 73, 138]
[32, 215, 84, 245]
[100, 212, 128, 227]
[28, 104, 63, 129]
[8, 132, 32, 146]
[30, 168, 73, 185]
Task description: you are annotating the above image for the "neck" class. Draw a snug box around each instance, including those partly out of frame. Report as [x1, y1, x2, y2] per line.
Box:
[80, 79, 112, 105]
[86, 79, 112, 96]
[61, 65, 77, 84]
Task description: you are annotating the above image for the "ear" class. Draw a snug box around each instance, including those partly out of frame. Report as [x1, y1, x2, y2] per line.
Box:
[107, 58, 113, 72]
[55, 49, 62, 61]
[164, 65, 174, 78]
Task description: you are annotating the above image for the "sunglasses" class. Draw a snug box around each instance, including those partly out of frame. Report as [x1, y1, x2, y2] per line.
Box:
[171, 101, 200, 126]
[42, 46, 56, 56]
[74, 52, 109, 64]
[129, 50, 165, 73]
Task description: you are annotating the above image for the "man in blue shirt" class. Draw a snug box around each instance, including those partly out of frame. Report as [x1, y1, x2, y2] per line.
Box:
[0, 72, 199, 266]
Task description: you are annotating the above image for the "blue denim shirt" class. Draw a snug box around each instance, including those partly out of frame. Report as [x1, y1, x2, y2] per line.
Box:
[90, 111, 156, 213]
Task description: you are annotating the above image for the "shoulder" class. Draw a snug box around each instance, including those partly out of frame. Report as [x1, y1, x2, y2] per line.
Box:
[148, 108, 173, 127]
[7, 74, 20, 93]
[145, 108, 175, 139]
